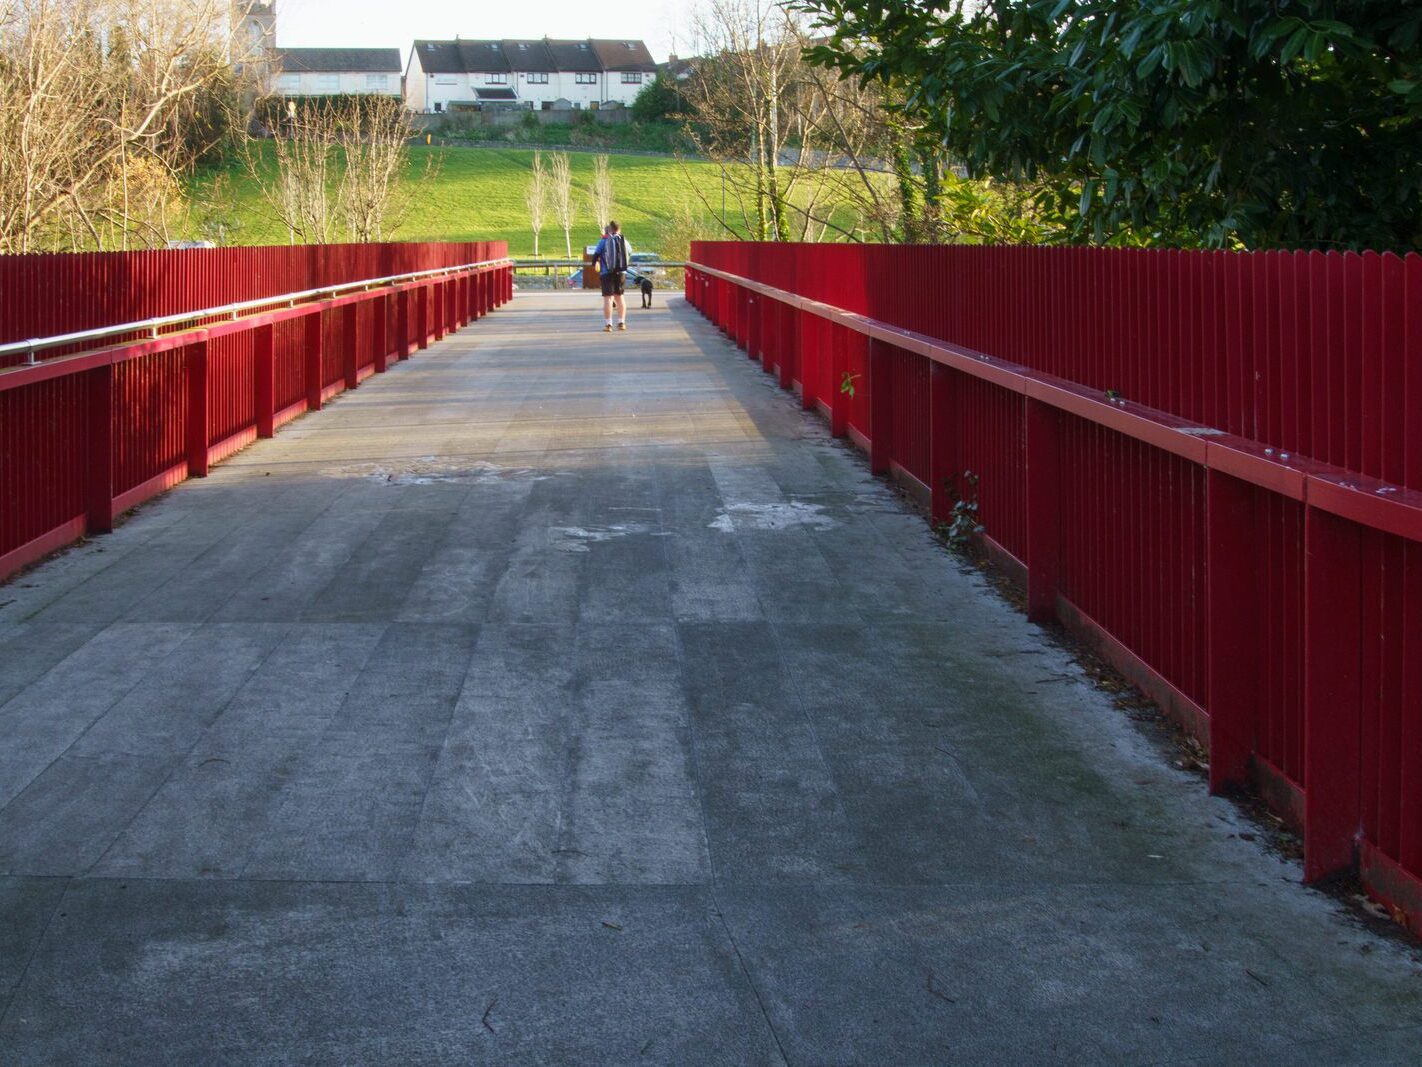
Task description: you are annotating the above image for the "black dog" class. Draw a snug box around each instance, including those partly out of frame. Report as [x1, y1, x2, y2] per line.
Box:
[640, 276, 654, 308]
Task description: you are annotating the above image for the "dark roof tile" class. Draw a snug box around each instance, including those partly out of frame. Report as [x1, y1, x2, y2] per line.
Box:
[276, 47, 402, 73]
[501, 39, 557, 72]
[544, 38, 602, 72]
[590, 39, 657, 72]
[411, 38, 657, 76]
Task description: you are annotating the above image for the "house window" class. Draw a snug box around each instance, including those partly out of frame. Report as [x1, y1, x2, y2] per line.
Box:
[575, 72, 597, 84]
[485, 73, 507, 85]
[526, 72, 549, 84]
[621, 72, 643, 84]
[278, 73, 300, 91]
[317, 74, 338, 91]
[366, 74, 389, 89]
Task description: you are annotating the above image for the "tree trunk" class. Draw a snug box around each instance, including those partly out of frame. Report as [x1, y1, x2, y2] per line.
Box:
[766, 64, 789, 242]
[890, 122, 920, 242]
[918, 141, 944, 243]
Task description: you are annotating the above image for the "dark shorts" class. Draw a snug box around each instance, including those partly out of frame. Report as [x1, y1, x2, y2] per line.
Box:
[600, 271, 626, 297]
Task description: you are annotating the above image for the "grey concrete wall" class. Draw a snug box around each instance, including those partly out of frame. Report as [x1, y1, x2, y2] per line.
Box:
[412, 107, 633, 134]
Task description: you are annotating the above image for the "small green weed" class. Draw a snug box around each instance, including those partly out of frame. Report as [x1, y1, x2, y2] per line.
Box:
[935, 471, 984, 552]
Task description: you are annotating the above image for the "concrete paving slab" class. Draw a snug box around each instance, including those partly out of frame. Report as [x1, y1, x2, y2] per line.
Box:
[0, 879, 784, 1066]
[0, 877, 64, 1012]
[712, 881, 1420, 1064]
[0, 622, 196, 809]
[1, 293, 1420, 1061]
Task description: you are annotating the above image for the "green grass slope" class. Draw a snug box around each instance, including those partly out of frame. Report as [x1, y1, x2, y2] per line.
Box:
[196, 145, 734, 256]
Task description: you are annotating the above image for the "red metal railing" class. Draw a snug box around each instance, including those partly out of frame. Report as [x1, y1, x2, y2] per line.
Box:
[0, 242, 512, 579]
[688, 240, 1422, 934]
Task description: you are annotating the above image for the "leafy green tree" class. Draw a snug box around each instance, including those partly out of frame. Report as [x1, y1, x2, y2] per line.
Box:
[797, 0, 1422, 249]
[631, 77, 687, 124]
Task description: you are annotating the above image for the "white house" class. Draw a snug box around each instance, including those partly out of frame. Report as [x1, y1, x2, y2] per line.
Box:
[272, 47, 403, 98]
[404, 37, 657, 114]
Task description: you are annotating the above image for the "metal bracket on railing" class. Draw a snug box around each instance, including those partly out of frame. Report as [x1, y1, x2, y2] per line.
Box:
[25, 341, 37, 366]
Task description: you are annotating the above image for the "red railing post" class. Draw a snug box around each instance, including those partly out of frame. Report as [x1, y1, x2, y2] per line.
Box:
[397, 289, 411, 359]
[305, 309, 324, 411]
[255, 323, 276, 437]
[1205, 470, 1259, 792]
[185, 337, 210, 478]
[763, 302, 778, 377]
[784, 304, 796, 392]
[929, 363, 958, 524]
[1024, 397, 1062, 622]
[867, 337, 891, 474]
[830, 324, 849, 439]
[801, 315, 817, 411]
[750, 294, 762, 361]
[84, 364, 114, 534]
[1303, 504, 1364, 882]
[434, 282, 446, 342]
[342, 303, 358, 390]
[418, 287, 430, 350]
[779, 306, 798, 392]
[373, 296, 389, 374]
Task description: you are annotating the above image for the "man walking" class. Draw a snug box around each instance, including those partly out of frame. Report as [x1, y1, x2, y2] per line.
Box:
[593, 221, 631, 332]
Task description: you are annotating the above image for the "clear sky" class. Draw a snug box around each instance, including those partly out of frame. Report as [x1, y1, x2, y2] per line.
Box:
[274, 0, 704, 64]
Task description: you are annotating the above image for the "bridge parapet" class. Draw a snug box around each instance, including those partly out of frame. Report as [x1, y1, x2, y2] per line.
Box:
[0, 242, 513, 579]
[688, 239, 1422, 935]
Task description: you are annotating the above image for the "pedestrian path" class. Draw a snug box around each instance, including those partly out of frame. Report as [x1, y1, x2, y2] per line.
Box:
[0, 292, 1419, 1063]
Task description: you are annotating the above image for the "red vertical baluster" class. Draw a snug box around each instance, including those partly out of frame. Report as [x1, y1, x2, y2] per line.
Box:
[255, 324, 275, 438]
[1302, 504, 1363, 882]
[374, 296, 389, 374]
[84, 364, 115, 534]
[343, 303, 359, 390]
[305, 310, 324, 411]
[186, 337, 210, 477]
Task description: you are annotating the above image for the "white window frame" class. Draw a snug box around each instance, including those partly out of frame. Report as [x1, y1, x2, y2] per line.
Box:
[621, 72, 643, 84]
[525, 72, 549, 84]
[316, 73, 339, 91]
[575, 72, 597, 85]
[485, 73, 508, 85]
[278, 73, 301, 91]
[365, 74, 389, 90]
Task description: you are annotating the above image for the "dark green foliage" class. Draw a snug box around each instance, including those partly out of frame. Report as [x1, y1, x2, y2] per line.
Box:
[796, 1, 1422, 249]
[631, 77, 687, 124]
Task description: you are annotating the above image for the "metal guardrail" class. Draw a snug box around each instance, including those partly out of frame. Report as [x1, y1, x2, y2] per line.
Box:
[0, 257, 512, 366]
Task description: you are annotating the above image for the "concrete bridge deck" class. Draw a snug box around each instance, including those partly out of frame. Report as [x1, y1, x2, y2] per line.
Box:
[1, 293, 1420, 1063]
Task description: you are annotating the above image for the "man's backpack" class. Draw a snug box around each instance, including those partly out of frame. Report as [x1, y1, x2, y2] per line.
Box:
[605, 234, 628, 273]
